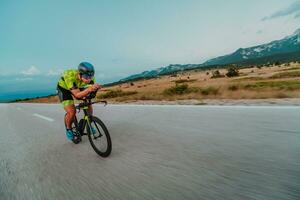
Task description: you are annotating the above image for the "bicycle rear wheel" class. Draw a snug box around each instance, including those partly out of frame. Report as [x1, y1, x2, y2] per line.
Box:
[86, 116, 112, 157]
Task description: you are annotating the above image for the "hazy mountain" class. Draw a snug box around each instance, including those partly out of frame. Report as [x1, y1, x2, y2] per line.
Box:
[118, 28, 300, 83]
[119, 64, 201, 82]
[203, 28, 300, 66]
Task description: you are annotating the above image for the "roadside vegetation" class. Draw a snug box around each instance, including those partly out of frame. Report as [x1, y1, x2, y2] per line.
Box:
[163, 84, 200, 95]
[200, 86, 219, 95]
[232, 77, 265, 81]
[277, 67, 300, 71]
[163, 83, 219, 97]
[172, 79, 197, 84]
[270, 71, 300, 79]
[98, 89, 138, 99]
[19, 61, 300, 103]
[243, 80, 300, 90]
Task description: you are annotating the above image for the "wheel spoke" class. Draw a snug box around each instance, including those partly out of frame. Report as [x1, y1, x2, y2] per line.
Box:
[93, 122, 103, 137]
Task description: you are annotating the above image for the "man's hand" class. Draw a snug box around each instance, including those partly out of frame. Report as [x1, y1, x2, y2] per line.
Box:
[88, 84, 101, 92]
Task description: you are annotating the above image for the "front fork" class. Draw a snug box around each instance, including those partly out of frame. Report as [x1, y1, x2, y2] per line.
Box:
[83, 109, 102, 139]
[83, 109, 93, 136]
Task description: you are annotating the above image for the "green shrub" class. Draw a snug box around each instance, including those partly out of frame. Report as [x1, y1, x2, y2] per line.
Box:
[201, 86, 219, 95]
[99, 89, 137, 98]
[163, 84, 189, 95]
[163, 84, 200, 95]
[243, 81, 300, 90]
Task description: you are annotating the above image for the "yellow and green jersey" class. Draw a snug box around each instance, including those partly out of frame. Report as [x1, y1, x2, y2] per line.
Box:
[58, 69, 96, 90]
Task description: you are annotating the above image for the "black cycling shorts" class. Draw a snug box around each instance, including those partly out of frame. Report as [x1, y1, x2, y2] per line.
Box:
[57, 85, 74, 106]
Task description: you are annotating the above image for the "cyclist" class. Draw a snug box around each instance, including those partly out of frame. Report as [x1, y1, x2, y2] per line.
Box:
[57, 62, 101, 142]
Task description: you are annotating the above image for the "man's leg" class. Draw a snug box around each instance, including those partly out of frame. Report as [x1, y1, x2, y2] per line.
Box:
[88, 105, 93, 115]
[57, 85, 78, 141]
[64, 105, 76, 129]
[64, 104, 80, 141]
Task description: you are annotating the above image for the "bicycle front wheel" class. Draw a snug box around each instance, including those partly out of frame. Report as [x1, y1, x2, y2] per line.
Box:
[86, 116, 112, 157]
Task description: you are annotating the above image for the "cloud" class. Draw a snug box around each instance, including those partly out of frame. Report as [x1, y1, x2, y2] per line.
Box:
[262, 1, 300, 21]
[256, 30, 263, 34]
[15, 77, 33, 81]
[47, 69, 63, 76]
[21, 66, 40, 76]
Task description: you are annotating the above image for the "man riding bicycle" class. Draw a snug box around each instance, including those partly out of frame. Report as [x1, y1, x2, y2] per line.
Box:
[57, 62, 101, 142]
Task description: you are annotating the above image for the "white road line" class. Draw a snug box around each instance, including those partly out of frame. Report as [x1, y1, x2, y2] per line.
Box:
[33, 113, 54, 122]
[98, 104, 300, 109]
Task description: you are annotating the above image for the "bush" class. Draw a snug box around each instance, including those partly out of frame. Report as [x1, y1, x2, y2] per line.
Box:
[172, 79, 197, 84]
[163, 84, 200, 95]
[211, 70, 225, 78]
[226, 67, 239, 77]
[228, 85, 239, 91]
[201, 86, 219, 95]
[163, 84, 189, 95]
[99, 89, 137, 99]
[274, 61, 281, 66]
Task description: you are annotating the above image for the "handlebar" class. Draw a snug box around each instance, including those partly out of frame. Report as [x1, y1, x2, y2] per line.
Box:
[74, 86, 109, 111]
[75, 100, 107, 110]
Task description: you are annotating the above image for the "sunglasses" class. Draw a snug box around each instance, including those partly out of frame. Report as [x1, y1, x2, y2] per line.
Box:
[81, 73, 94, 79]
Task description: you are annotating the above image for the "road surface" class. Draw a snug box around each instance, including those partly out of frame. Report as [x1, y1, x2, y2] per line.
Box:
[0, 103, 299, 200]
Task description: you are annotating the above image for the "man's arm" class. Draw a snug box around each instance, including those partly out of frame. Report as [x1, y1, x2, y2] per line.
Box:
[71, 88, 91, 99]
[71, 84, 101, 99]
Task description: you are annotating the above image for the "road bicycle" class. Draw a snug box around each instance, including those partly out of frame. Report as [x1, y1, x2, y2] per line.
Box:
[67, 93, 112, 157]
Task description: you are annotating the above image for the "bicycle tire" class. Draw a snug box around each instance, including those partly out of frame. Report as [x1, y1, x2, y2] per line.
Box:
[86, 116, 112, 157]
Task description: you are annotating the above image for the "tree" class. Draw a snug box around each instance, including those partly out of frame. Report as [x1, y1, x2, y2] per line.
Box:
[226, 67, 239, 77]
[211, 70, 225, 78]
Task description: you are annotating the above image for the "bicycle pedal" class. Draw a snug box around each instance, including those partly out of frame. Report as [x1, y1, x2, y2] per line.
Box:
[72, 135, 81, 144]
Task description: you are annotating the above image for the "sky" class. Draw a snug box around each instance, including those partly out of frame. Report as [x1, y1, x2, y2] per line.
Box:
[0, 0, 300, 99]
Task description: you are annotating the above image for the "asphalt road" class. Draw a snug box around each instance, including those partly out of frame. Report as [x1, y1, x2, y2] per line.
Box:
[0, 103, 299, 200]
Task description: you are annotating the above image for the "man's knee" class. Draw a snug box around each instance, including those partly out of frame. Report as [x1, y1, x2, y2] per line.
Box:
[66, 110, 76, 118]
[64, 106, 76, 118]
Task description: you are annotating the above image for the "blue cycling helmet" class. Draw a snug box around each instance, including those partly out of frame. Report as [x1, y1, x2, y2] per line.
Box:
[78, 62, 95, 77]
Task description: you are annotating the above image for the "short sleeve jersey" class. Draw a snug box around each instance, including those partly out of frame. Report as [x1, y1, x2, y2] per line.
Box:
[58, 69, 96, 90]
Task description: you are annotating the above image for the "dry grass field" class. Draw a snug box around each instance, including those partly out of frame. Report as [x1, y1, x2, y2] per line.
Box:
[21, 62, 300, 104]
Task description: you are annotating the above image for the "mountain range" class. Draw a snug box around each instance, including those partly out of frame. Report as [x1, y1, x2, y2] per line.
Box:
[118, 28, 300, 83]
